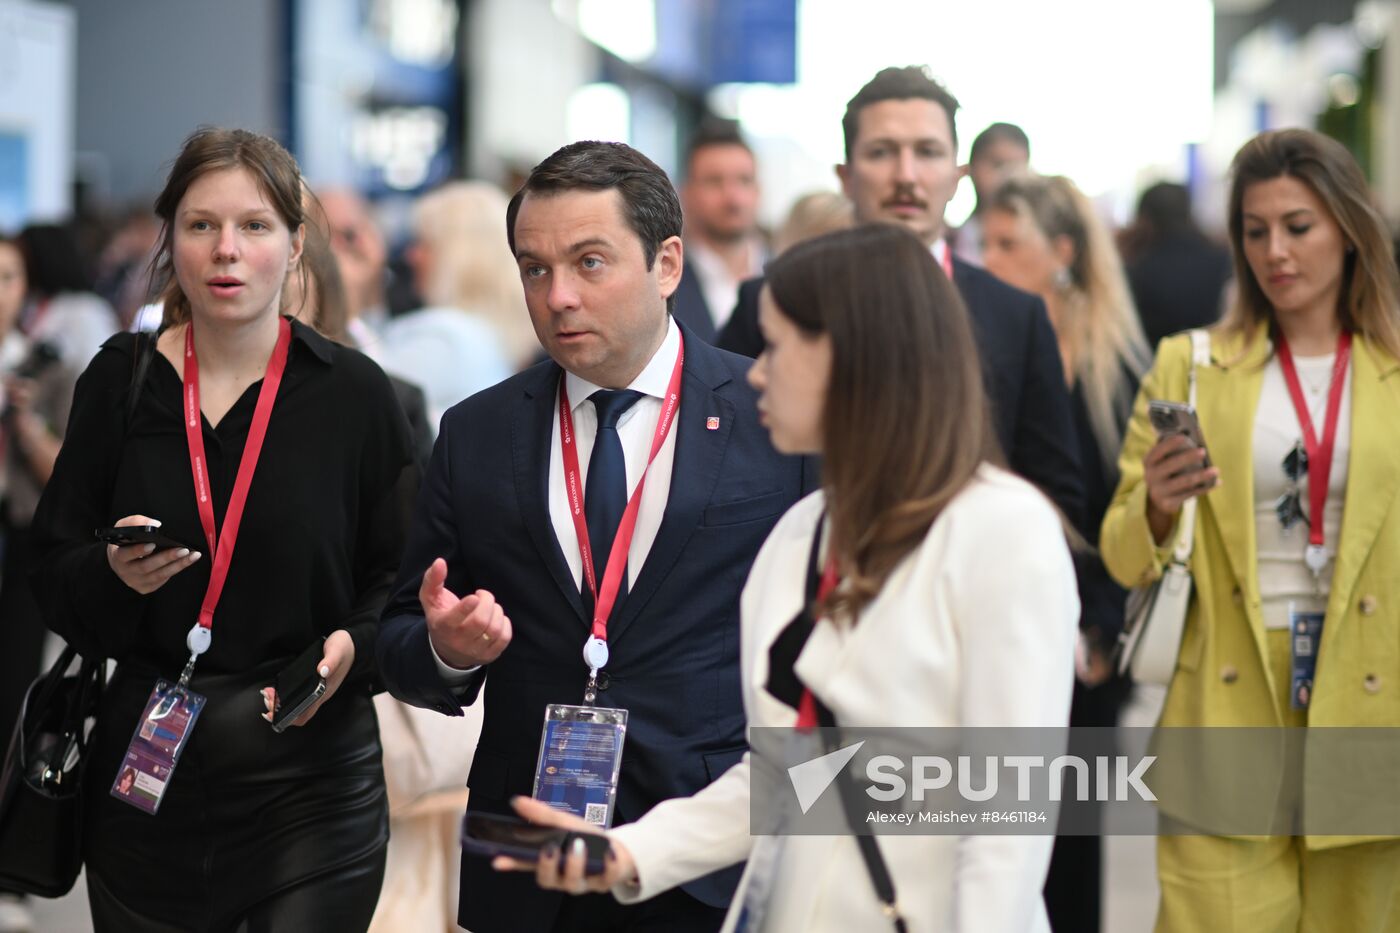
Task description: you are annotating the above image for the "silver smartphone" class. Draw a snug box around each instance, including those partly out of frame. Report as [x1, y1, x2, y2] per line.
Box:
[1148, 400, 1212, 471]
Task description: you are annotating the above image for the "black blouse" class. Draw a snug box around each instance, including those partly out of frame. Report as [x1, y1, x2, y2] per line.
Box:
[30, 318, 415, 689]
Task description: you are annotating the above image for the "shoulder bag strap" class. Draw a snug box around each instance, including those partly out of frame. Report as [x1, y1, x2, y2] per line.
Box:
[798, 517, 907, 932]
[1170, 330, 1211, 565]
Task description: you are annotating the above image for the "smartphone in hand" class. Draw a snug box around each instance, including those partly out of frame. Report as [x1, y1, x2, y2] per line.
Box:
[270, 639, 328, 733]
[462, 812, 610, 874]
[1148, 400, 1212, 471]
[95, 525, 197, 552]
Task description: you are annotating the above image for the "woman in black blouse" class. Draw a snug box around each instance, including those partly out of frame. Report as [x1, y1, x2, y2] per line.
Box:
[30, 128, 414, 932]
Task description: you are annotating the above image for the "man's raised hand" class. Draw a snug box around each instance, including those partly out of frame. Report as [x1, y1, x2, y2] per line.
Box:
[419, 557, 513, 668]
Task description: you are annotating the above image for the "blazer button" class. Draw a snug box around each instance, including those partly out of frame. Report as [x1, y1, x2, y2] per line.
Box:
[1364, 674, 1382, 694]
[1231, 587, 1243, 607]
[1359, 595, 1378, 616]
[1220, 665, 1238, 684]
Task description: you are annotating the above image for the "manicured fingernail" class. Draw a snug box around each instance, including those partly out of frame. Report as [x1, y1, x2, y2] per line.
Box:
[149, 520, 162, 527]
[318, 665, 330, 678]
[572, 838, 586, 858]
[189, 552, 202, 561]
[143, 544, 156, 554]
[176, 548, 190, 557]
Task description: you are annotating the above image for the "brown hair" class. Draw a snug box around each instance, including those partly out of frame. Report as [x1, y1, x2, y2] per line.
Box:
[292, 191, 349, 343]
[1222, 128, 1400, 360]
[149, 127, 306, 328]
[766, 224, 999, 620]
[987, 174, 1150, 469]
[842, 66, 960, 161]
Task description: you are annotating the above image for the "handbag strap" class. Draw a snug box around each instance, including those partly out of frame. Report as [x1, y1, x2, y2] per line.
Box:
[797, 512, 907, 932]
[1170, 330, 1211, 565]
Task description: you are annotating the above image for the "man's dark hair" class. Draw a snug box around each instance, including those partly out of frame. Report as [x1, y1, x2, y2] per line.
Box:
[841, 66, 960, 161]
[682, 119, 753, 180]
[969, 122, 1029, 163]
[506, 141, 683, 271]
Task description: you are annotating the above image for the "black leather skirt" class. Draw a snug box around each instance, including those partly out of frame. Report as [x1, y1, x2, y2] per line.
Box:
[81, 659, 389, 930]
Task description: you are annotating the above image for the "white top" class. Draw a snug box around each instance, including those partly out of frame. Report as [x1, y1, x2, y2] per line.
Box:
[686, 239, 765, 330]
[27, 291, 119, 370]
[432, 318, 681, 681]
[376, 306, 513, 429]
[1252, 351, 1351, 629]
[608, 465, 1079, 932]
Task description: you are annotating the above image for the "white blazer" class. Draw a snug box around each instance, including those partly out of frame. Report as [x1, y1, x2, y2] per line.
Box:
[607, 465, 1080, 932]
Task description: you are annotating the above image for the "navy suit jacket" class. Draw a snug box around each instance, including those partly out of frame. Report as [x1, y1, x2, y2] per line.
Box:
[671, 262, 718, 343]
[716, 258, 1086, 527]
[376, 322, 808, 932]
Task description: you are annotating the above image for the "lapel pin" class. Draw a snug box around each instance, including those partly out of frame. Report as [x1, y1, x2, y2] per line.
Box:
[706, 416, 720, 431]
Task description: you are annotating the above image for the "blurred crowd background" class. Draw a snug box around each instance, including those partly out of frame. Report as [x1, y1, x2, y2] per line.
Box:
[2, 1, 1399, 931]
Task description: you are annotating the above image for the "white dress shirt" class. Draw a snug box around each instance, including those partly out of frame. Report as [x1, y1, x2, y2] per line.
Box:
[433, 318, 682, 680]
[687, 239, 766, 330]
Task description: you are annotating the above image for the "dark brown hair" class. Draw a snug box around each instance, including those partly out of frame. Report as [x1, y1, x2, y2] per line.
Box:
[506, 141, 682, 271]
[1222, 128, 1400, 360]
[766, 223, 999, 620]
[842, 66, 960, 161]
[149, 127, 306, 328]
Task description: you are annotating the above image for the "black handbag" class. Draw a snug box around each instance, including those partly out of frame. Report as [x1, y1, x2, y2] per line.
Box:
[0, 645, 107, 896]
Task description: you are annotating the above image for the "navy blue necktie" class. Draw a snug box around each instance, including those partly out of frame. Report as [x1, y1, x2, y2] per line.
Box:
[583, 389, 644, 618]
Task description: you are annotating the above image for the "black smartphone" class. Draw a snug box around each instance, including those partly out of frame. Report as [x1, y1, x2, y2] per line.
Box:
[462, 812, 610, 874]
[95, 525, 197, 552]
[270, 639, 328, 734]
[1148, 400, 1213, 471]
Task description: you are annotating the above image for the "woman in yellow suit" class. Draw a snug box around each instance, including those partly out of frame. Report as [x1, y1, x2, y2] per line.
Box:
[1102, 127, 1400, 932]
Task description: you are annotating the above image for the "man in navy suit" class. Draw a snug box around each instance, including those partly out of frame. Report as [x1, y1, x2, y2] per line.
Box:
[376, 141, 807, 933]
[717, 66, 1085, 525]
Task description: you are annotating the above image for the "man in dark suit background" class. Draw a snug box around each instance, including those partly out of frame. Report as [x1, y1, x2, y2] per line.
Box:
[718, 66, 1084, 525]
[376, 141, 806, 933]
[671, 122, 768, 343]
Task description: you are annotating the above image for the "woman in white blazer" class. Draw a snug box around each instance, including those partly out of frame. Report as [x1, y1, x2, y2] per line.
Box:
[499, 224, 1080, 932]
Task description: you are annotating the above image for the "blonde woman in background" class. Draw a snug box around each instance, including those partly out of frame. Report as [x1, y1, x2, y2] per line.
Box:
[378, 182, 524, 423]
[771, 191, 855, 257]
[291, 212, 483, 933]
[981, 172, 1151, 933]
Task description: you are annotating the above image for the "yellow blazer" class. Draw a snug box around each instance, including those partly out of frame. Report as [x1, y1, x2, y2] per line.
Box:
[1100, 327, 1400, 846]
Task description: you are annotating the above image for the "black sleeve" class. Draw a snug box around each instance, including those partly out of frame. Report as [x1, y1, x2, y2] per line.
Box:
[376, 409, 483, 714]
[29, 340, 149, 660]
[1010, 295, 1087, 530]
[715, 277, 765, 358]
[343, 361, 419, 686]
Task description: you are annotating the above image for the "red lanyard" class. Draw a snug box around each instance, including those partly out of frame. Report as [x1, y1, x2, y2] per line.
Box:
[558, 334, 684, 644]
[184, 316, 292, 636]
[795, 555, 841, 731]
[938, 243, 954, 280]
[1276, 330, 1351, 553]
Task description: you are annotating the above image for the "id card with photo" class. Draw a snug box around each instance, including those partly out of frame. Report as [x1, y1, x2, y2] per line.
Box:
[1289, 603, 1325, 711]
[532, 703, 627, 827]
[111, 679, 205, 814]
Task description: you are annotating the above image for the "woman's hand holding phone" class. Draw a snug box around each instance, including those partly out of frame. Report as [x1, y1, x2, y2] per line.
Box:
[492, 796, 637, 895]
[1143, 435, 1221, 545]
[260, 629, 355, 728]
[105, 514, 203, 595]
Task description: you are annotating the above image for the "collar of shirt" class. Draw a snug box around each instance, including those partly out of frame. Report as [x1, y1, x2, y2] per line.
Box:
[563, 316, 680, 426]
[930, 238, 950, 269]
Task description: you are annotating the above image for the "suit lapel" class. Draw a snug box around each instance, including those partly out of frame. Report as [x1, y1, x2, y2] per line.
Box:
[1195, 333, 1268, 603]
[1327, 338, 1400, 620]
[512, 363, 588, 626]
[607, 334, 735, 646]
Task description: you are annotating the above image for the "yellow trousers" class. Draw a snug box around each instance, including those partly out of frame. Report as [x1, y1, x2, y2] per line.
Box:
[1155, 631, 1400, 932]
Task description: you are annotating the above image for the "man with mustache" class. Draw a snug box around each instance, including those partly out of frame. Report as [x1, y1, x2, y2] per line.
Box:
[718, 66, 1084, 524]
